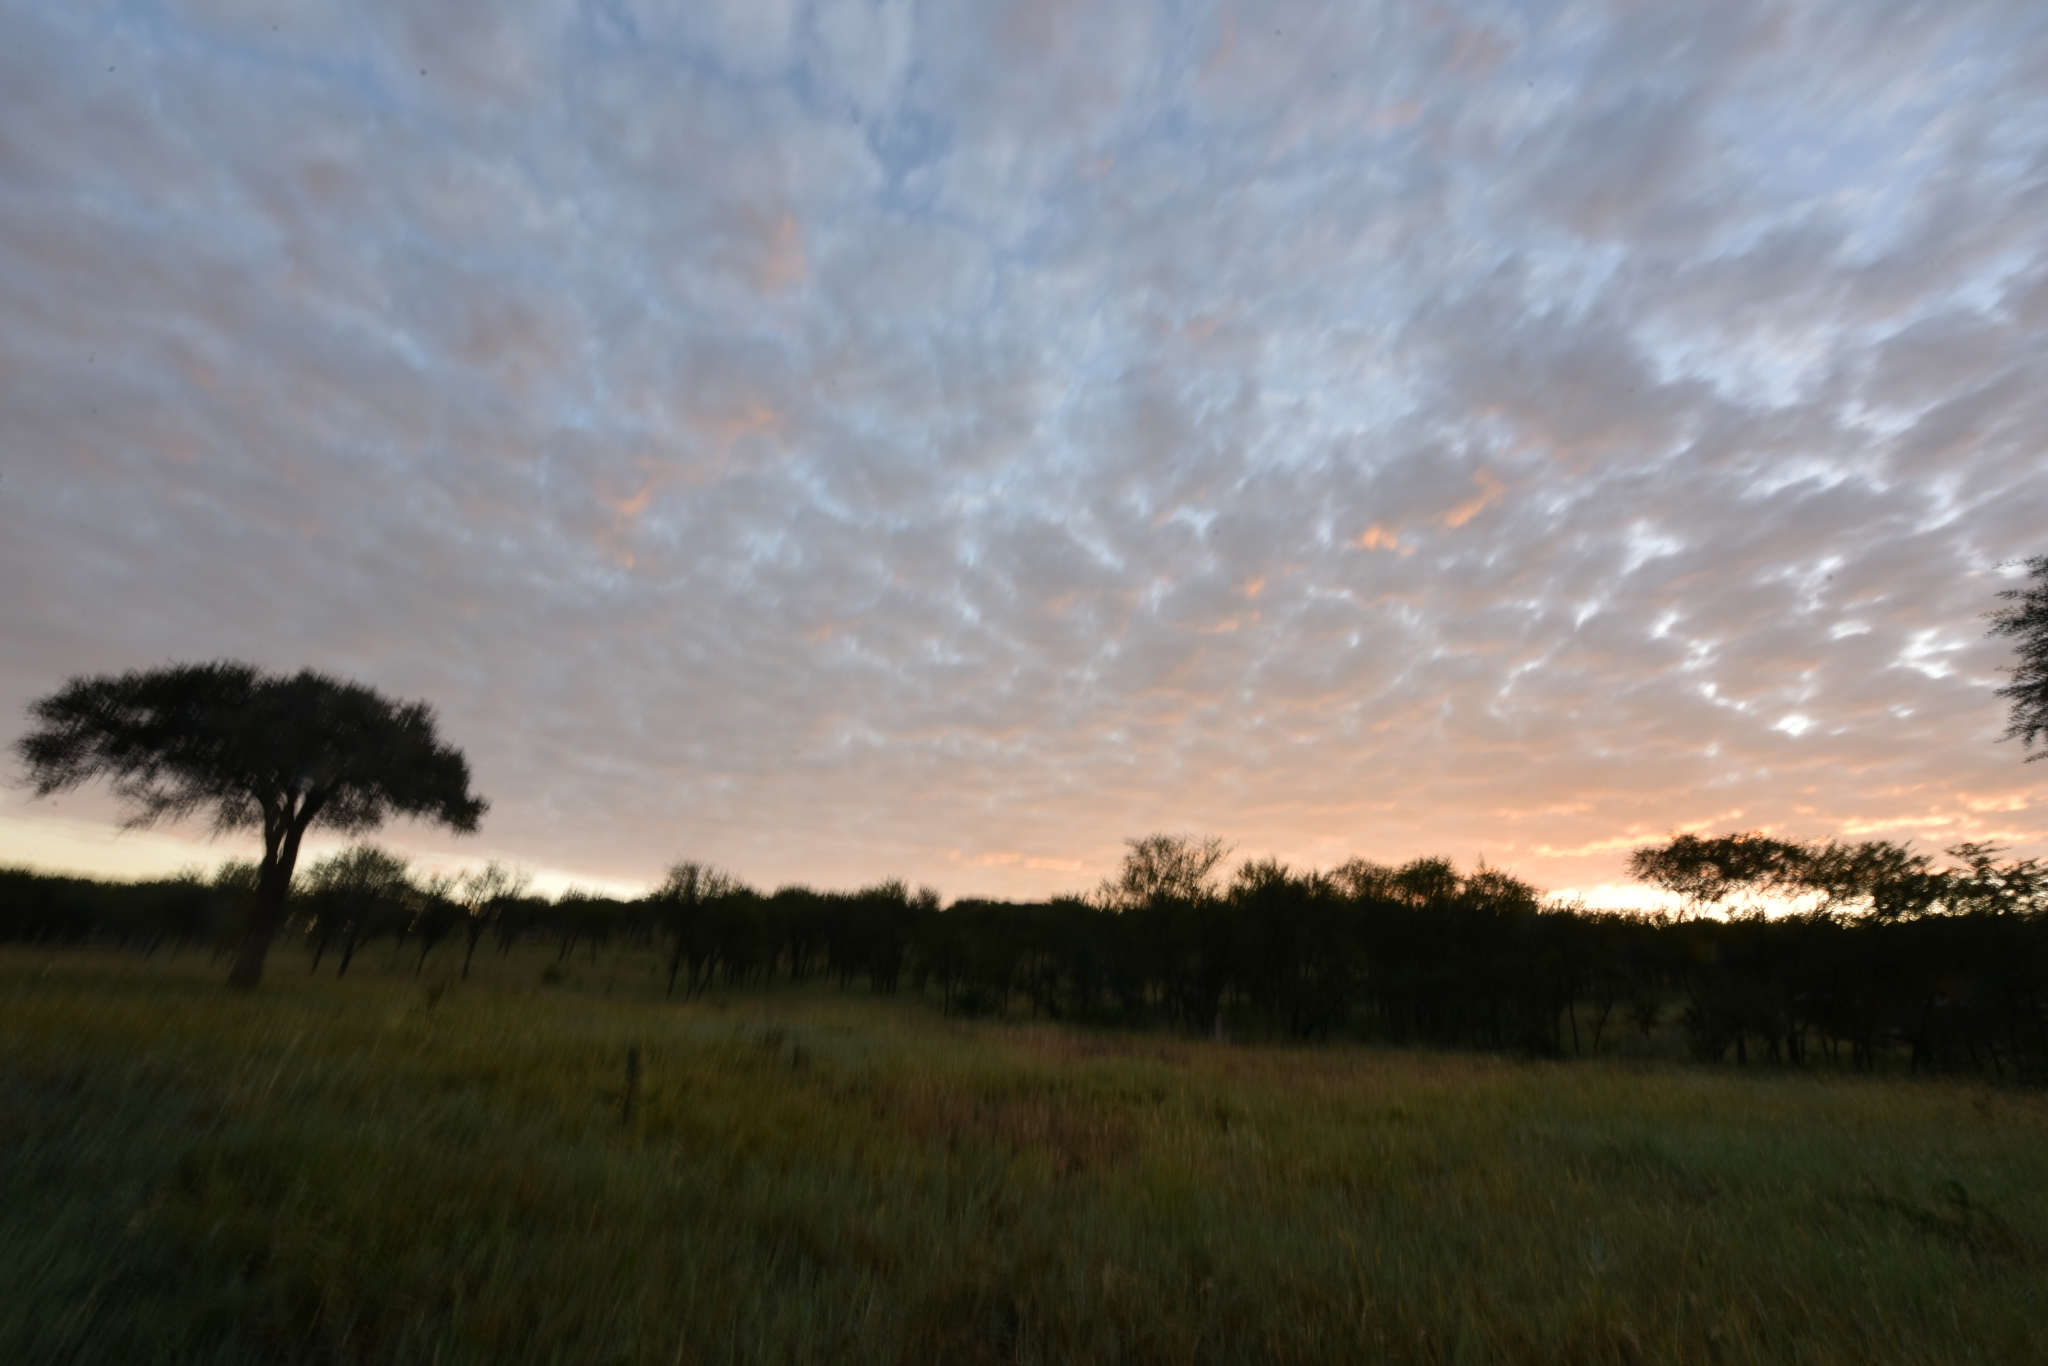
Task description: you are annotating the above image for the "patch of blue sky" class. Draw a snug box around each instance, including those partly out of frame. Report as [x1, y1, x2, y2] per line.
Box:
[1835, 398, 1929, 449]
[1948, 248, 2042, 318]
[1623, 524, 1685, 577]
[104, 0, 358, 89]
[863, 106, 954, 194]
[1645, 323, 1835, 414]
[1738, 458, 1866, 500]
[1894, 628, 1966, 680]
[1907, 474, 1973, 538]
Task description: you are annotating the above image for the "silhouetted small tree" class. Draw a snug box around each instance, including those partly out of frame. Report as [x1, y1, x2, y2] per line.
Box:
[405, 871, 462, 975]
[455, 862, 532, 979]
[652, 861, 744, 997]
[302, 844, 413, 977]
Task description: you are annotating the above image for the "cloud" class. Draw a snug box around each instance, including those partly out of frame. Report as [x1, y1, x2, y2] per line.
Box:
[811, 0, 914, 118]
[1, 0, 2045, 904]
[629, 0, 794, 73]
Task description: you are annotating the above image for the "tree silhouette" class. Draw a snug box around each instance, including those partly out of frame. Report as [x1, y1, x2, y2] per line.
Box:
[1099, 835, 1233, 1033]
[455, 862, 532, 980]
[652, 861, 741, 997]
[14, 662, 485, 988]
[1626, 832, 1811, 914]
[405, 870, 464, 976]
[1097, 833, 1230, 910]
[1989, 555, 2048, 760]
[301, 843, 414, 978]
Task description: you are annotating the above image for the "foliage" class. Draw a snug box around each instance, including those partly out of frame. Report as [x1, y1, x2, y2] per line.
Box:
[1094, 833, 1231, 910]
[1988, 554, 2048, 759]
[1626, 832, 1814, 912]
[15, 662, 485, 846]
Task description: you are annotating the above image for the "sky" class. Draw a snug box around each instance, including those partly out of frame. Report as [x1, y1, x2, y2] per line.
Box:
[3, 0, 2046, 906]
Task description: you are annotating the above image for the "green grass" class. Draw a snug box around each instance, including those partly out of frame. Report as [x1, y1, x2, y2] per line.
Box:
[4, 947, 2045, 1364]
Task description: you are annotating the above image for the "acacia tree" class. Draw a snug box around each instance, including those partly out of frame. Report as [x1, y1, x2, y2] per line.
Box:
[1989, 554, 2048, 760]
[14, 662, 486, 988]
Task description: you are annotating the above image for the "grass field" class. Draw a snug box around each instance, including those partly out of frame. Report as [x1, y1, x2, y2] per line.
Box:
[4, 945, 2045, 1365]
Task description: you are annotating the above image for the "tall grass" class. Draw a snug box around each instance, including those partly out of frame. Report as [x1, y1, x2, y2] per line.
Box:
[4, 946, 2044, 1364]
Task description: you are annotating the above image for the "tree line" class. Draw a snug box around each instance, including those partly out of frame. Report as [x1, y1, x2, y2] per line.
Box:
[8, 558, 2045, 1059]
[7, 830, 2045, 1077]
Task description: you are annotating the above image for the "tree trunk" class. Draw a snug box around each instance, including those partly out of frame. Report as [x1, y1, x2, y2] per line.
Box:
[227, 815, 308, 990]
[229, 868, 289, 988]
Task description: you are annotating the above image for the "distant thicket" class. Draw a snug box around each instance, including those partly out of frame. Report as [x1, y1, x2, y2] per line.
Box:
[5, 831, 2046, 1077]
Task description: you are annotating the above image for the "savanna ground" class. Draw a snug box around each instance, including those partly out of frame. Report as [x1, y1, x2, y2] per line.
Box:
[4, 944, 2045, 1365]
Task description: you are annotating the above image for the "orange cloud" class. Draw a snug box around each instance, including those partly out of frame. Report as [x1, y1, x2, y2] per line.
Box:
[607, 479, 659, 519]
[594, 397, 783, 567]
[755, 213, 806, 295]
[955, 850, 1083, 873]
[1532, 834, 1656, 859]
[704, 399, 782, 462]
[1356, 524, 1406, 552]
[1440, 470, 1504, 529]
[1838, 814, 1957, 834]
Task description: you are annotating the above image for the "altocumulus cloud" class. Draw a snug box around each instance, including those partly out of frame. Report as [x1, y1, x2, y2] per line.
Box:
[2, 0, 2044, 903]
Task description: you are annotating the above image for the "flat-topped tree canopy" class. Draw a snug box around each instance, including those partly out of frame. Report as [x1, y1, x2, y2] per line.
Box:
[15, 661, 486, 987]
